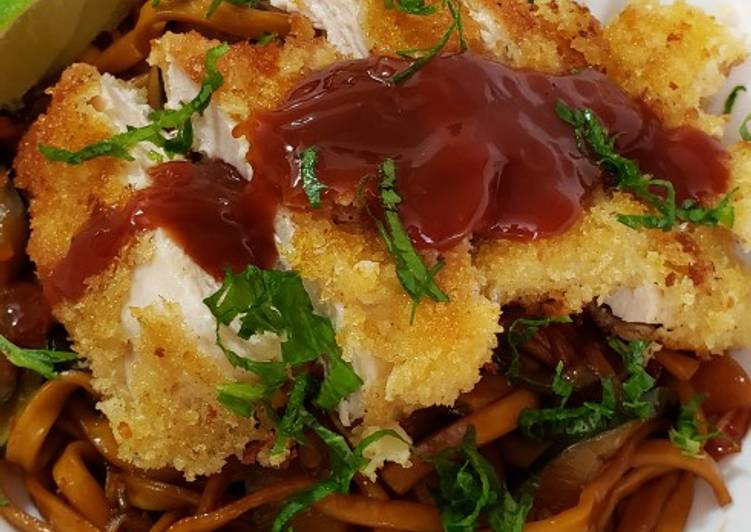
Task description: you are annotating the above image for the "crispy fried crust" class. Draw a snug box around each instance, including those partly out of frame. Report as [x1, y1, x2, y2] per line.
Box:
[602, 0, 745, 134]
[13, 1, 751, 476]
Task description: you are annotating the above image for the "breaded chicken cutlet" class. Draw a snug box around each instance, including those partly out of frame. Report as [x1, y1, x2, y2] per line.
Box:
[13, 0, 751, 478]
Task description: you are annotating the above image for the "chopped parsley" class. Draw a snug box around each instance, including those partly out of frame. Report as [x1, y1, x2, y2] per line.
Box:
[519, 338, 658, 445]
[724, 85, 747, 114]
[505, 316, 572, 378]
[217, 382, 267, 418]
[207, 0, 260, 18]
[273, 409, 402, 531]
[0, 334, 77, 380]
[741, 114, 751, 142]
[374, 158, 449, 323]
[669, 395, 718, 456]
[299, 147, 327, 209]
[555, 100, 736, 231]
[607, 338, 656, 419]
[0, 496, 8, 507]
[257, 32, 277, 46]
[385, 0, 437, 15]
[392, 0, 467, 84]
[204, 266, 362, 412]
[431, 428, 534, 532]
[39, 43, 229, 164]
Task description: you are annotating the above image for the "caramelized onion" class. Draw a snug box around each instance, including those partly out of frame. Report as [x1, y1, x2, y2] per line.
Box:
[691, 356, 751, 414]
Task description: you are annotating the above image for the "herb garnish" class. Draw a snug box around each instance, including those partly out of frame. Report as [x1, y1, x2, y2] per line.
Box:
[392, 0, 467, 84]
[39, 44, 229, 164]
[257, 32, 277, 46]
[724, 85, 747, 114]
[0, 496, 7, 507]
[0, 334, 77, 380]
[607, 338, 656, 419]
[299, 147, 327, 209]
[505, 316, 572, 378]
[555, 100, 736, 231]
[374, 158, 449, 323]
[217, 382, 267, 418]
[204, 266, 362, 412]
[519, 338, 658, 445]
[385, 0, 437, 15]
[271, 376, 403, 531]
[207, 0, 260, 18]
[669, 395, 719, 456]
[431, 428, 534, 532]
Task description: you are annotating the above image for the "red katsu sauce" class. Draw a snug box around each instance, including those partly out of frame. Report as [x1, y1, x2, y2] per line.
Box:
[244, 54, 729, 249]
[46, 53, 730, 302]
[45, 160, 278, 303]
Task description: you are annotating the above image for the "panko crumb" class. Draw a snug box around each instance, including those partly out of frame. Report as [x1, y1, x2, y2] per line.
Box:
[13, 0, 751, 477]
[602, 0, 745, 135]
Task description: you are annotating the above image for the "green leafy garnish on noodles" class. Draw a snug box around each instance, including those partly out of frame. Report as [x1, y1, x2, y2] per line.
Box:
[607, 338, 655, 419]
[204, 266, 362, 411]
[504, 315, 572, 379]
[391, 0, 467, 84]
[374, 158, 449, 323]
[39, 43, 229, 164]
[0, 334, 77, 380]
[273, 409, 404, 531]
[669, 395, 719, 456]
[555, 100, 736, 231]
[431, 428, 534, 532]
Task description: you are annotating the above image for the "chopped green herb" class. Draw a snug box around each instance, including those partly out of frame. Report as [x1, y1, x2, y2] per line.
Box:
[741, 113, 751, 142]
[257, 32, 277, 46]
[669, 395, 718, 456]
[152, 0, 160, 5]
[555, 100, 736, 231]
[299, 147, 327, 209]
[0, 334, 77, 380]
[431, 428, 533, 532]
[489, 481, 536, 532]
[385, 0, 437, 15]
[39, 44, 229, 164]
[551, 361, 574, 406]
[204, 266, 362, 410]
[724, 85, 747, 114]
[505, 316, 572, 378]
[217, 382, 267, 418]
[0, 496, 8, 507]
[273, 413, 402, 532]
[607, 338, 655, 419]
[520, 378, 618, 444]
[374, 159, 448, 323]
[392, 0, 467, 84]
[207, 0, 260, 18]
[271, 374, 313, 455]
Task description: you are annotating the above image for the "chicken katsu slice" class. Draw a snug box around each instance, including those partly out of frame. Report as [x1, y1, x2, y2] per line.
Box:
[13, 0, 751, 479]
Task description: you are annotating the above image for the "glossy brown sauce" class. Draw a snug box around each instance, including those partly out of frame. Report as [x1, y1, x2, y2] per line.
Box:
[244, 54, 728, 249]
[45, 160, 278, 303]
[47, 53, 730, 302]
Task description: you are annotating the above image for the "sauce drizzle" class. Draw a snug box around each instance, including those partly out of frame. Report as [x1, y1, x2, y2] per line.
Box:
[47, 53, 730, 302]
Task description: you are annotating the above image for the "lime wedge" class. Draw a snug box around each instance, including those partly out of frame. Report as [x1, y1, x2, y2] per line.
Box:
[0, 0, 140, 107]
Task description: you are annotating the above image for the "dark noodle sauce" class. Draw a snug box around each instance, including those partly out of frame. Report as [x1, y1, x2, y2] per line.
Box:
[47, 52, 730, 302]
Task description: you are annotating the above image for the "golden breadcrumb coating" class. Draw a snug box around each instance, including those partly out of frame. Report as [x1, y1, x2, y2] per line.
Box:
[15, 29, 338, 478]
[278, 212, 500, 425]
[602, 0, 745, 135]
[729, 142, 751, 251]
[475, 191, 751, 354]
[13, 1, 751, 477]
